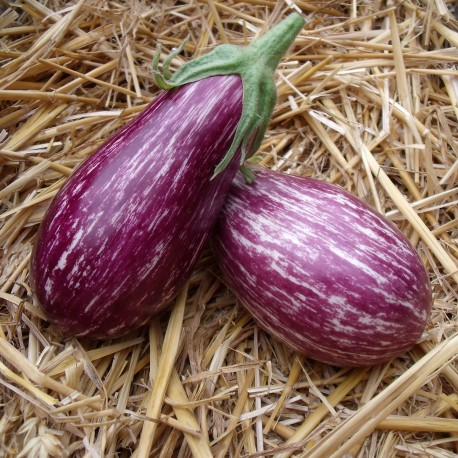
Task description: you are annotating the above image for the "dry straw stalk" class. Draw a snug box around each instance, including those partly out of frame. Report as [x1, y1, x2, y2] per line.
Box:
[1, 0, 458, 457]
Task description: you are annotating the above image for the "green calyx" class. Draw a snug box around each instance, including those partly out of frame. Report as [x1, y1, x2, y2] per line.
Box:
[152, 12, 305, 178]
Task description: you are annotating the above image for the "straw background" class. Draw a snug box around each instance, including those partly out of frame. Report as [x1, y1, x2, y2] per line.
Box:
[1, 0, 458, 456]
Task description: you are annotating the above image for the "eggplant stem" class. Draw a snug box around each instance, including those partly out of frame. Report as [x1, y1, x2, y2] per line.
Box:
[162, 38, 188, 81]
[151, 44, 175, 90]
[152, 13, 305, 178]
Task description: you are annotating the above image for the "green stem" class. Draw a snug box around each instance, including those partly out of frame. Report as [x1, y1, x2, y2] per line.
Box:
[152, 13, 305, 177]
[248, 13, 306, 72]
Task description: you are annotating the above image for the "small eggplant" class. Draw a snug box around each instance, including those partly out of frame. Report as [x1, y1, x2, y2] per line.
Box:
[212, 168, 432, 367]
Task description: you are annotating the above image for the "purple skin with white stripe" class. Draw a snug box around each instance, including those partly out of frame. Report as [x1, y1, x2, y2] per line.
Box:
[30, 75, 243, 339]
[212, 168, 432, 367]
[29, 14, 306, 339]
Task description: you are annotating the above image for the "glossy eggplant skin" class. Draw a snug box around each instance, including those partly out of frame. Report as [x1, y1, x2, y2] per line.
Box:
[30, 75, 243, 339]
[212, 168, 432, 367]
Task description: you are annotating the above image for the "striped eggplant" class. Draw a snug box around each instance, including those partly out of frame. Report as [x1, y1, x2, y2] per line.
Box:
[212, 168, 432, 367]
[30, 14, 305, 339]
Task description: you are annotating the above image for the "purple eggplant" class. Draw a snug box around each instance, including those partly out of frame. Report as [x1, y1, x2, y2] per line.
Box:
[30, 14, 305, 339]
[212, 168, 432, 367]
[31, 76, 243, 338]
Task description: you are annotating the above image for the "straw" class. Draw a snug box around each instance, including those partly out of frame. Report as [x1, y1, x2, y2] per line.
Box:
[1, 1, 458, 456]
[135, 283, 188, 457]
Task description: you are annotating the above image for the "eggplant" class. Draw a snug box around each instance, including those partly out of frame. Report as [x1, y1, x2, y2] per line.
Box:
[30, 76, 243, 338]
[30, 14, 305, 339]
[212, 168, 432, 367]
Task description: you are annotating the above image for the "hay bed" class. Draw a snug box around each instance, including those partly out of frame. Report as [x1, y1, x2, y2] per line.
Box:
[1, 0, 458, 456]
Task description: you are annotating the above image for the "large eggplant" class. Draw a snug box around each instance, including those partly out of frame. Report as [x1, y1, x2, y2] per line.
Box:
[30, 14, 306, 339]
[31, 76, 243, 338]
[212, 168, 432, 367]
